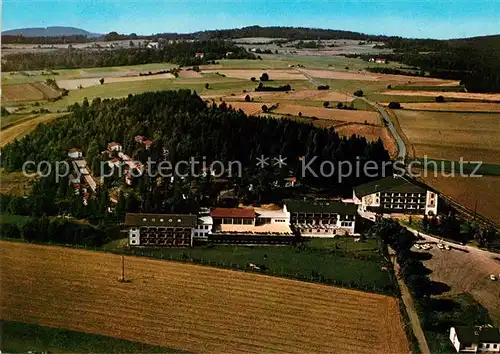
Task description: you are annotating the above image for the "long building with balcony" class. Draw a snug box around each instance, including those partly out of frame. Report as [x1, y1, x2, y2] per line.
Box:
[284, 199, 357, 237]
[353, 176, 438, 215]
[125, 213, 197, 247]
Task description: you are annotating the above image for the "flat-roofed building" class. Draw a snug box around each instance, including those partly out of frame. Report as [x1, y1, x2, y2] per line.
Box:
[125, 213, 197, 247]
[210, 208, 255, 226]
[284, 199, 357, 237]
[353, 176, 438, 215]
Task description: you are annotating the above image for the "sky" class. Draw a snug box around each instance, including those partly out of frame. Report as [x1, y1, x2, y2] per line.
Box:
[2, 0, 500, 39]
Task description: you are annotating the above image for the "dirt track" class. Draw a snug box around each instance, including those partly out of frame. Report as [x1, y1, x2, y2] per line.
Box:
[0, 241, 409, 353]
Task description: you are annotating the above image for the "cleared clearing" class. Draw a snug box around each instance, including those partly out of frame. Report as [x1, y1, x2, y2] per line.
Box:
[0, 113, 67, 148]
[422, 175, 500, 225]
[274, 104, 380, 124]
[235, 89, 353, 102]
[225, 101, 269, 115]
[2, 83, 60, 102]
[0, 241, 409, 354]
[397, 102, 500, 112]
[393, 110, 500, 164]
[202, 69, 307, 80]
[379, 90, 500, 102]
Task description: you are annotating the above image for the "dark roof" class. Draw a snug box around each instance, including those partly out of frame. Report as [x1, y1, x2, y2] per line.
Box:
[353, 176, 426, 198]
[455, 326, 500, 345]
[125, 213, 197, 227]
[210, 208, 255, 218]
[285, 200, 357, 215]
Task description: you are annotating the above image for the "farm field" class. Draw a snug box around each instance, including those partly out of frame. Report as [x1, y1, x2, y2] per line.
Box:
[421, 175, 500, 225]
[0, 113, 68, 148]
[2, 82, 60, 103]
[1, 320, 175, 353]
[202, 68, 307, 80]
[393, 110, 500, 164]
[57, 73, 176, 90]
[396, 101, 500, 112]
[334, 124, 398, 158]
[273, 103, 380, 124]
[0, 169, 36, 196]
[378, 90, 500, 102]
[0, 241, 409, 353]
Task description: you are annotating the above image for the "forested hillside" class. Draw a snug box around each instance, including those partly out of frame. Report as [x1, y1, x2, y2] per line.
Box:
[1, 90, 390, 219]
[2, 40, 255, 71]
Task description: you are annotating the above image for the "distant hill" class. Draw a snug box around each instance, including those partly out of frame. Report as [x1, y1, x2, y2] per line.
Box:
[2, 26, 101, 38]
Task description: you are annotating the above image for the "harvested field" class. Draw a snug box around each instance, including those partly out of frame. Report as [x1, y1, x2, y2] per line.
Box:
[417, 244, 500, 325]
[334, 124, 398, 158]
[178, 69, 202, 78]
[0, 242, 409, 354]
[202, 69, 307, 80]
[57, 73, 175, 90]
[422, 175, 500, 225]
[301, 69, 457, 85]
[0, 169, 35, 196]
[393, 110, 500, 164]
[398, 102, 500, 112]
[2, 83, 60, 102]
[379, 90, 500, 102]
[274, 104, 380, 124]
[0, 113, 67, 148]
[225, 101, 270, 116]
[235, 89, 353, 102]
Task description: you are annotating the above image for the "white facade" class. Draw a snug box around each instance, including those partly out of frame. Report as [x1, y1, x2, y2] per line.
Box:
[450, 327, 500, 353]
[128, 227, 141, 246]
[255, 208, 290, 225]
[425, 191, 438, 215]
[108, 142, 123, 152]
[68, 149, 82, 159]
[194, 216, 213, 241]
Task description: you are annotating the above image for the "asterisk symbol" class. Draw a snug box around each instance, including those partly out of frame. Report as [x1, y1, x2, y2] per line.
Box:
[273, 155, 287, 168]
[256, 155, 269, 168]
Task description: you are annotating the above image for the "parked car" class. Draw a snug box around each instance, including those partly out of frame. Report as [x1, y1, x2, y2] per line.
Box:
[490, 274, 497, 281]
[438, 243, 444, 249]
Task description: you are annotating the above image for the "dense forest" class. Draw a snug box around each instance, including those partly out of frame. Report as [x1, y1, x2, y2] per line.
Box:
[1, 90, 390, 217]
[2, 40, 255, 71]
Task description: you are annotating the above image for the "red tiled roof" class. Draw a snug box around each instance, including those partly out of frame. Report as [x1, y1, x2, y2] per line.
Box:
[210, 208, 255, 218]
[108, 142, 121, 147]
[143, 139, 153, 146]
[110, 158, 120, 163]
[69, 148, 82, 153]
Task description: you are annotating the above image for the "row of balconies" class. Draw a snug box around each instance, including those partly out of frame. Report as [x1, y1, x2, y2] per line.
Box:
[381, 199, 425, 204]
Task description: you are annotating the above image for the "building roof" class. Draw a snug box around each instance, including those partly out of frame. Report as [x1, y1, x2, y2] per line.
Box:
[210, 208, 255, 218]
[143, 140, 153, 146]
[254, 208, 288, 219]
[68, 148, 82, 153]
[353, 176, 426, 198]
[198, 215, 213, 225]
[285, 200, 357, 215]
[454, 326, 500, 345]
[125, 213, 197, 227]
[108, 142, 122, 147]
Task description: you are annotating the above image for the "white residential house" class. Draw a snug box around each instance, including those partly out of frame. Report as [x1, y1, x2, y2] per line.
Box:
[147, 42, 159, 49]
[68, 148, 83, 159]
[450, 326, 500, 353]
[107, 142, 123, 152]
[194, 215, 213, 241]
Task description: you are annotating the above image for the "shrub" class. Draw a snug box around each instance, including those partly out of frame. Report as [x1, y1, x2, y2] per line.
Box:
[317, 85, 330, 90]
[261, 104, 269, 113]
[337, 102, 343, 109]
[244, 95, 251, 102]
[250, 77, 256, 82]
[353, 90, 364, 97]
[323, 101, 329, 108]
[298, 112, 302, 117]
[260, 73, 269, 81]
[205, 83, 210, 89]
[387, 84, 392, 89]
[388, 102, 401, 109]
[99, 78, 104, 85]
[435, 95, 445, 102]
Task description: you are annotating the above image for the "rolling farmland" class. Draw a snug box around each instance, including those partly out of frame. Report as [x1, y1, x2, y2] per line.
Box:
[0, 241, 410, 353]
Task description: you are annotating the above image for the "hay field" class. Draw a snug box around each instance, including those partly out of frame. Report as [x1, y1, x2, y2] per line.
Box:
[397, 102, 500, 112]
[0, 241, 409, 354]
[394, 110, 500, 164]
[202, 69, 307, 80]
[0, 113, 67, 148]
[2, 83, 60, 102]
[379, 90, 500, 102]
[225, 102, 269, 115]
[301, 69, 458, 85]
[57, 73, 176, 90]
[236, 89, 353, 102]
[422, 175, 500, 225]
[274, 104, 380, 124]
[334, 124, 398, 158]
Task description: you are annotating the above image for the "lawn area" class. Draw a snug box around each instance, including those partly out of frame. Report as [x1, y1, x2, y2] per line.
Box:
[105, 237, 395, 294]
[0, 320, 178, 353]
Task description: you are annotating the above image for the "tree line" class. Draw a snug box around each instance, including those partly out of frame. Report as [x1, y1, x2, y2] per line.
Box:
[2, 40, 255, 71]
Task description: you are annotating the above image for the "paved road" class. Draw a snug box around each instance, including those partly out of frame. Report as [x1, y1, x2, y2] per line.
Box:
[359, 97, 407, 160]
[297, 68, 407, 161]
